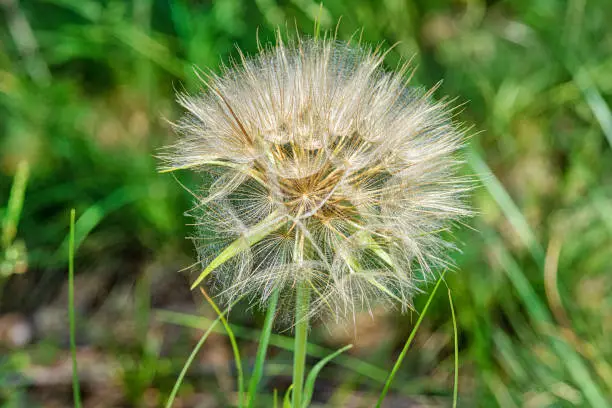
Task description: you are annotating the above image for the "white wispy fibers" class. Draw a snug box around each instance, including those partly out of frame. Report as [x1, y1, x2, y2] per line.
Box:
[160, 34, 471, 323]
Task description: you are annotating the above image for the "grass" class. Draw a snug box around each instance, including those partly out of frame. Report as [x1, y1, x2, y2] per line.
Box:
[200, 288, 245, 407]
[155, 309, 390, 384]
[1, 161, 29, 251]
[376, 272, 446, 408]
[68, 209, 82, 408]
[0, 160, 29, 302]
[1, 0, 611, 406]
[448, 288, 459, 408]
[247, 289, 279, 408]
[301, 344, 353, 408]
[165, 315, 223, 408]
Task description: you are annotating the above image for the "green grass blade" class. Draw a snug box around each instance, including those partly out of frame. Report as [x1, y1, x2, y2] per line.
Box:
[375, 272, 446, 408]
[448, 289, 459, 408]
[200, 289, 245, 408]
[191, 212, 285, 289]
[302, 344, 353, 408]
[113, 25, 185, 78]
[572, 65, 612, 148]
[247, 289, 280, 408]
[283, 385, 294, 408]
[273, 389, 278, 408]
[55, 187, 142, 262]
[490, 229, 610, 407]
[68, 209, 82, 408]
[165, 316, 222, 408]
[2, 161, 29, 249]
[156, 309, 389, 383]
[467, 149, 544, 266]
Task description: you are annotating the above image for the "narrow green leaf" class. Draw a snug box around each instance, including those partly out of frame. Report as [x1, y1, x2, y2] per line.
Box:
[160, 161, 266, 185]
[68, 209, 82, 408]
[156, 309, 389, 383]
[247, 290, 280, 408]
[337, 231, 407, 308]
[490, 229, 610, 408]
[165, 297, 241, 408]
[2, 161, 29, 249]
[191, 212, 285, 289]
[448, 289, 459, 408]
[313, 3, 323, 40]
[467, 149, 544, 266]
[572, 65, 612, 148]
[200, 289, 245, 407]
[376, 272, 446, 408]
[364, 276, 405, 305]
[283, 385, 294, 408]
[302, 344, 353, 408]
[56, 187, 142, 262]
[165, 316, 222, 408]
[353, 229, 395, 268]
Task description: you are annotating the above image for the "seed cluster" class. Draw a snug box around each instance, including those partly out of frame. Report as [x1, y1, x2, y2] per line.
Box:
[161, 36, 471, 321]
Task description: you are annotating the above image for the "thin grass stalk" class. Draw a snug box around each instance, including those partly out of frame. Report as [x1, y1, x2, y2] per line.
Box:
[1, 160, 29, 249]
[156, 309, 389, 382]
[68, 209, 82, 408]
[302, 344, 353, 407]
[376, 272, 446, 408]
[448, 289, 459, 408]
[201, 289, 245, 407]
[165, 316, 222, 408]
[247, 289, 280, 408]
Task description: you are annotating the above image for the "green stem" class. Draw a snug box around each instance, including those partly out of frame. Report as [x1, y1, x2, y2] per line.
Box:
[292, 281, 310, 408]
[68, 209, 82, 408]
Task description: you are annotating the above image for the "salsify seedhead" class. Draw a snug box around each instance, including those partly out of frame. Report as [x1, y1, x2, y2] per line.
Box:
[161, 34, 471, 322]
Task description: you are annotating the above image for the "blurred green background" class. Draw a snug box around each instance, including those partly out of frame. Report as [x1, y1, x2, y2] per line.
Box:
[1, 0, 612, 407]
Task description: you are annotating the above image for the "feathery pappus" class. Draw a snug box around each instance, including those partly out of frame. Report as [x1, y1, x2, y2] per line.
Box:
[160, 33, 472, 322]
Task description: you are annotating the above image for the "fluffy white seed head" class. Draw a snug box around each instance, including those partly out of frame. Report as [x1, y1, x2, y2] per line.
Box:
[161, 35, 471, 322]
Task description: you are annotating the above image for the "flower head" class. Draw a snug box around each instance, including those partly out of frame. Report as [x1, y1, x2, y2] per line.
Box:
[161, 34, 471, 322]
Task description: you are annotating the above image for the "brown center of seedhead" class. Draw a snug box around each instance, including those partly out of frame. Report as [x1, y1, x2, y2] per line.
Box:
[279, 169, 354, 221]
[248, 141, 357, 223]
[250, 128, 390, 225]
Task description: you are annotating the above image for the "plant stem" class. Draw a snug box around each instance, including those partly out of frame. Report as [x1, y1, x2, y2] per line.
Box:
[68, 209, 82, 408]
[292, 281, 310, 408]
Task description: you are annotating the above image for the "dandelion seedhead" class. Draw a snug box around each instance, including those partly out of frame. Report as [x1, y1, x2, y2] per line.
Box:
[161, 33, 471, 322]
